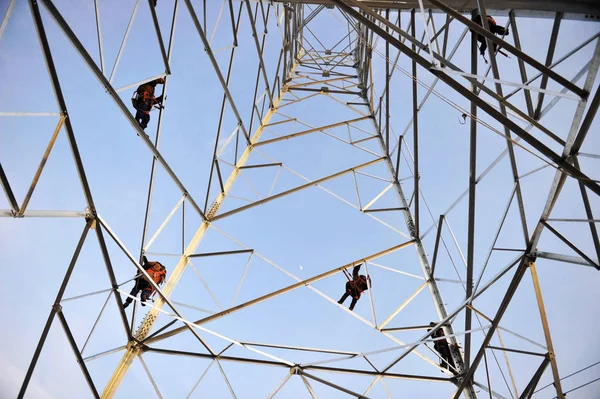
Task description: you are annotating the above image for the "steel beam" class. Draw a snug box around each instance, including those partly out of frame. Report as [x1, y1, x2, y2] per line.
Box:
[528, 262, 565, 398]
[464, 26, 478, 369]
[533, 12, 562, 120]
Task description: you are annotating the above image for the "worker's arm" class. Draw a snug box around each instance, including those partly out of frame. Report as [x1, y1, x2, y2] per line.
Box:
[352, 264, 362, 278]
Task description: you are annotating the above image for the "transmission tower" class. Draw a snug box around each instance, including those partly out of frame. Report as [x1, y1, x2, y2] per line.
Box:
[1, 0, 600, 398]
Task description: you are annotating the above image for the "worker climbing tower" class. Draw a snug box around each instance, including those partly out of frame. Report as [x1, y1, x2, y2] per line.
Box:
[2, 0, 600, 398]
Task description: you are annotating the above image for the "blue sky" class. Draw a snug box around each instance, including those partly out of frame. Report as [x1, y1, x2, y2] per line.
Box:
[1, 0, 599, 398]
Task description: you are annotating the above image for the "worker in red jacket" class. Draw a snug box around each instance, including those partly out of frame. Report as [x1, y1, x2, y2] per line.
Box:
[132, 77, 165, 130]
[123, 256, 166, 309]
[338, 264, 371, 311]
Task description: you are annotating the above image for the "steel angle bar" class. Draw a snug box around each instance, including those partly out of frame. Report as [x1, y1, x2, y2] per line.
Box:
[83, 345, 127, 363]
[115, 73, 167, 93]
[508, 10, 534, 116]
[143, 194, 186, 252]
[245, 0, 274, 107]
[0, 162, 19, 214]
[81, 291, 113, 355]
[0, 112, 61, 116]
[62, 287, 114, 303]
[378, 281, 428, 330]
[186, 360, 215, 398]
[464, 29, 479, 369]
[546, 218, 600, 223]
[18, 222, 91, 399]
[303, 362, 451, 382]
[573, 157, 600, 264]
[533, 12, 563, 120]
[39, 0, 208, 220]
[239, 162, 282, 169]
[430, 215, 444, 277]
[18, 115, 65, 215]
[255, 116, 370, 146]
[189, 249, 254, 258]
[242, 341, 359, 356]
[487, 346, 546, 357]
[362, 183, 393, 211]
[0, 0, 16, 41]
[302, 371, 367, 398]
[519, 357, 550, 399]
[0, 209, 87, 218]
[541, 221, 599, 268]
[57, 312, 101, 398]
[139, 355, 164, 399]
[93, 0, 104, 74]
[529, 261, 565, 398]
[300, 375, 319, 399]
[210, 157, 386, 221]
[147, 241, 414, 343]
[108, 0, 141, 83]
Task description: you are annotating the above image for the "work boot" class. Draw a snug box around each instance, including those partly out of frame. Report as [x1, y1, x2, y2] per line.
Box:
[123, 300, 131, 309]
[141, 293, 148, 306]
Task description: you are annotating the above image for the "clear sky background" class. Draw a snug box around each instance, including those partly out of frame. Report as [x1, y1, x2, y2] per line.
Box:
[1, 0, 599, 398]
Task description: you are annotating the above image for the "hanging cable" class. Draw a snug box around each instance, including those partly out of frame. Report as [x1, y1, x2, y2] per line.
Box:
[535, 360, 600, 394]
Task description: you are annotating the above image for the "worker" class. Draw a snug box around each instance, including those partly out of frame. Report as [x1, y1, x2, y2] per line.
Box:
[123, 256, 167, 309]
[132, 77, 165, 130]
[428, 322, 457, 374]
[471, 9, 509, 59]
[337, 264, 371, 311]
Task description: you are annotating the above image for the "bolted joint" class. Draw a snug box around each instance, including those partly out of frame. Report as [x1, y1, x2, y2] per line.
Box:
[290, 365, 302, 375]
[52, 303, 63, 313]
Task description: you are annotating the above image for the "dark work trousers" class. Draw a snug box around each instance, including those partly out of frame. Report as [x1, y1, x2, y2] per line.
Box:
[435, 342, 456, 371]
[338, 281, 360, 311]
[135, 110, 151, 130]
[124, 279, 150, 307]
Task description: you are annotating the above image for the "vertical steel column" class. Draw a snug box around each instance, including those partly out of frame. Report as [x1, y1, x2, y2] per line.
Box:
[465, 27, 478, 370]
[385, 8, 390, 155]
[411, 9, 419, 238]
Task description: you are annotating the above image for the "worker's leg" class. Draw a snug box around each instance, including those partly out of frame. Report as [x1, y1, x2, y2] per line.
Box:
[141, 288, 153, 306]
[349, 297, 358, 311]
[123, 284, 140, 308]
[135, 110, 145, 128]
[478, 35, 487, 55]
[338, 292, 349, 304]
[140, 113, 150, 129]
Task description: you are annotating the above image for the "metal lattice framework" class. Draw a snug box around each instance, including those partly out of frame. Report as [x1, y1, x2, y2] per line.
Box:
[2, 0, 600, 398]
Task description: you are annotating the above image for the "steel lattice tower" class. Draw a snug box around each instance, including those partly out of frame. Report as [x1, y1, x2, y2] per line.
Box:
[1, 0, 600, 398]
